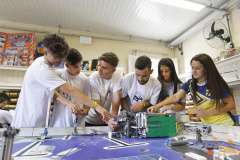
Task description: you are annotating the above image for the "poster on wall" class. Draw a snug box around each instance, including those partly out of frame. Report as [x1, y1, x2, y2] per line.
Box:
[29, 31, 35, 66]
[0, 32, 8, 65]
[0, 31, 35, 66]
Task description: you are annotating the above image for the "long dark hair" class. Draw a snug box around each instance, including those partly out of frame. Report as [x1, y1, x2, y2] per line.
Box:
[190, 53, 232, 110]
[158, 58, 182, 101]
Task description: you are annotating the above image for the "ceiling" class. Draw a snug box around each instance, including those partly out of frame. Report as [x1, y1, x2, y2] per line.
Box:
[0, 0, 239, 46]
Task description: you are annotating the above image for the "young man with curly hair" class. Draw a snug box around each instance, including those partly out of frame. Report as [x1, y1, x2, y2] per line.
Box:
[12, 34, 112, 128]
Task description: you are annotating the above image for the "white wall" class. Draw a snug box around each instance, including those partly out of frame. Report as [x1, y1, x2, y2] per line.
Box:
[0, 21, 175, 74]
[174, 7, 240, 114]
[175, 7, 240, 74]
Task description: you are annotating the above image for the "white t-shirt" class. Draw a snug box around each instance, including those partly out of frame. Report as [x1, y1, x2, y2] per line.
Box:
[158, 81, 186, 123]
[0, 109, 13, 128]
[121, 73, 162, 112]
[12, 57, 66, 128]
[49, 69, 90, 127]
[85, 68, 123, 125]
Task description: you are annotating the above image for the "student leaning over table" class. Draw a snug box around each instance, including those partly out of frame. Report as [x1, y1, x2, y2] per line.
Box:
[148, 53, 236, 125]
[12, 34, 112, 128]
[156, 58, 186, 124]
[120, 55, 161, 113]
[49, 48, 90, 127]
[85, 52, 123, 131]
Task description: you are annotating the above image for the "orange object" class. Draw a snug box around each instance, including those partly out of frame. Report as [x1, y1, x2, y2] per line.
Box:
[206, 150, 214, 155]
[220, 146, 240, 155]
[213, 137, 216, 140]
[229, 139, 233, 144]
[223, 148, 235, 153]
[222, 148, 240, 155]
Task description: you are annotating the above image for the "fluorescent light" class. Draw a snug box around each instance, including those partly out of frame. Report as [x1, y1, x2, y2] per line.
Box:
[152, 0, 205, 11]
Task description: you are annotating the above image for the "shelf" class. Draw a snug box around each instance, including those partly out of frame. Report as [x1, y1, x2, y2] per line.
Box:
[228, 79, 240, 87]
[0, 85, 22, 90]
[0, 65, 28, 71]
[215, 54, 240, 67]
[0, 65, 97, 75]
[178, 54, 240, 87]
[5, 105, 16, 109]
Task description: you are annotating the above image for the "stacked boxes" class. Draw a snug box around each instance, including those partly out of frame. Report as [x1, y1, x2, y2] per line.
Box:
[182, 94, 201, 122]
[186, 107, 200, 121]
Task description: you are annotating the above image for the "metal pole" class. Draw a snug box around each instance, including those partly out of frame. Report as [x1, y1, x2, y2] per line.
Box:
[0, 127, 20, 160]
[225, 14, 235, 48]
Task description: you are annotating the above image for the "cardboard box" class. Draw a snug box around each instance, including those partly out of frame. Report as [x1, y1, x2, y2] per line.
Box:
[182, 115, 191, 121]
[191, 116, 201, 122]
[181, 114, 201, 122]
[187, 108, 197, 115]
[186, 100, 194, 106]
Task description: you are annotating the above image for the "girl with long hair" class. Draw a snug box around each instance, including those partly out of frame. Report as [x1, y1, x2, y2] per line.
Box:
[157, 58, 185, 123]
[148, 54, 236, 125]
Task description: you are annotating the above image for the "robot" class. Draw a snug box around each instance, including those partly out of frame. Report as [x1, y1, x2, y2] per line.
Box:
[115, 111, 177, 138]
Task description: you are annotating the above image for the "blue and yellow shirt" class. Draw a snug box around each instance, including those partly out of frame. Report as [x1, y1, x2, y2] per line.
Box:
[181, 79, 234, 125]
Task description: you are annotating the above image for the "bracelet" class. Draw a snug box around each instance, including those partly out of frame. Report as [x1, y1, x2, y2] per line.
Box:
[93, 101, 97, 109]
[120, 108, 126, 111]
[171, 104, 174, 110]
[143, 101, 146, 107]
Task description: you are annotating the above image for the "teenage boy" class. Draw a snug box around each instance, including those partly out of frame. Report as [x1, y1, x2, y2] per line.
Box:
[0, 92, 12, 128]
[85, 52, 122, 131]
[49, 48, 90, 127]
[121, 55, 162, 113]
[12, 34, 112, 128]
